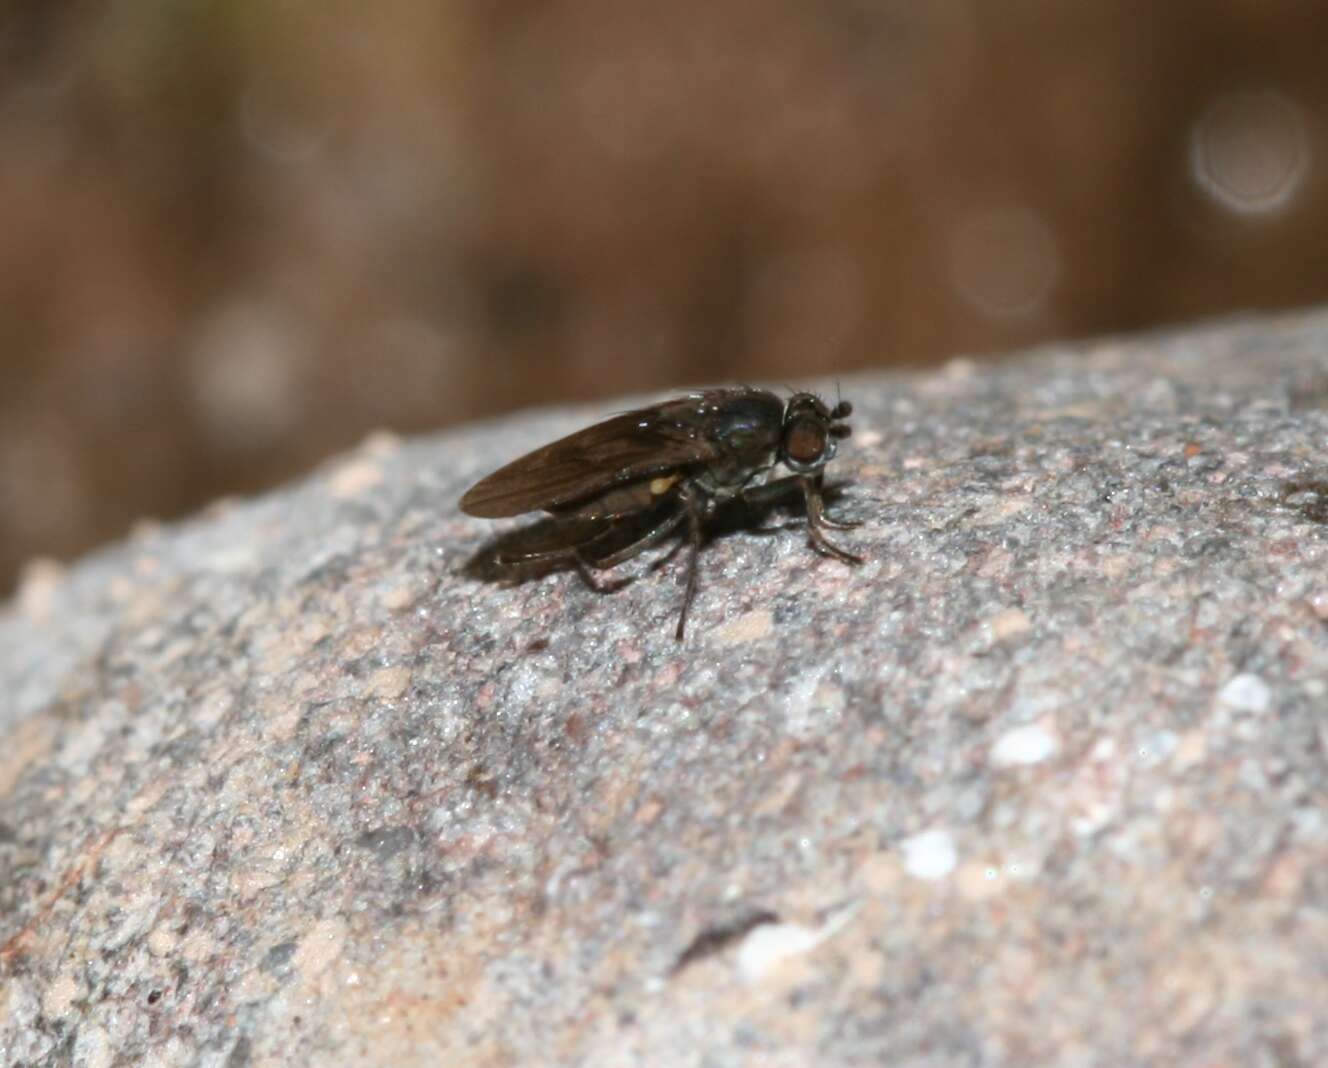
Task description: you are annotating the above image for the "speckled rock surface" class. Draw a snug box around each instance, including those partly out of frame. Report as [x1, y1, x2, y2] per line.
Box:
[5, 309, 1328, 1067]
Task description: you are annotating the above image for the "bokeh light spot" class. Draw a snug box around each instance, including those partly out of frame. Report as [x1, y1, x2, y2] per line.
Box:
[187, 303, 310, 455]
[1190, 90, 1309, 216]
[948, 206, 1060, 320]
[239, 84, 327, 166]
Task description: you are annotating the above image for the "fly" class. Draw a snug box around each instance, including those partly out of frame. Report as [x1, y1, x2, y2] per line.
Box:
[459, 388, 863, 639]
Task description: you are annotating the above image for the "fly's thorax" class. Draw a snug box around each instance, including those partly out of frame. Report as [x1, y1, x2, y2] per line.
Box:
[695, 391, 782, 448]
[694, 458, 777, 498]
[693, 390, 784, 489]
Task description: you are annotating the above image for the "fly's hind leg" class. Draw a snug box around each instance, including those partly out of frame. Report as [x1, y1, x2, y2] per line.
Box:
[570, 555, 631, 594]
[573, 506, 688, 594]
[583, 507, 687, 569]
[494, 518, 625, 591]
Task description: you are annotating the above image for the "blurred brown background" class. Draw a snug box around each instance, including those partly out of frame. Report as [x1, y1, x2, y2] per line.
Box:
[2, 1, 1327, 596]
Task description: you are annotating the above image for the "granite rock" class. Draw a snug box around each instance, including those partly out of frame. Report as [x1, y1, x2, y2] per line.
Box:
[5, 309, 1328, 1066]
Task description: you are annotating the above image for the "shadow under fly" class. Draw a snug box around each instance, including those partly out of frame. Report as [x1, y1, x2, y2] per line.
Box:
[459, 388, 865, 639]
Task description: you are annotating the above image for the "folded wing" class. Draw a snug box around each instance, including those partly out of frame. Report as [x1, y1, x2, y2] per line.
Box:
[459, 403, 717, 518]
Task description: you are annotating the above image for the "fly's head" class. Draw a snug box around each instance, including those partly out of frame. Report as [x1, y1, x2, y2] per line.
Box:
[779, 392, 852, 475]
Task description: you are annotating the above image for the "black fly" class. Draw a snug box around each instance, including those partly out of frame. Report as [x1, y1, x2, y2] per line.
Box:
[460, 388, 862, 639]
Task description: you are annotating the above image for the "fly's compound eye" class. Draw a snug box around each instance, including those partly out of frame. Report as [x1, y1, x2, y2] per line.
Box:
[784, 417, 830, 470]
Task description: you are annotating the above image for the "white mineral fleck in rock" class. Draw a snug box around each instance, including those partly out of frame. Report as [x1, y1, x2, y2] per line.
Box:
[991, 723, 1060, 767]
[737, 906, 858, 982]
[1218, 673, 1271, 713]
[713, 608, 773, 645]
[900, 829, 958, 880]
[72, 1025, 113, 1068]
[42, 972, 80, 1019]
[292, 917, 349, 982]
[736, 922, 823, 981]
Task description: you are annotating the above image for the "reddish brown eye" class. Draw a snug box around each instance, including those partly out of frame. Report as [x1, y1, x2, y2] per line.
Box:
[785, 419, 827, 465]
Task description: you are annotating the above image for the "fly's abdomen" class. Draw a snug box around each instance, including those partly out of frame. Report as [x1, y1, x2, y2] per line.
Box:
[555, 473, 684, 520]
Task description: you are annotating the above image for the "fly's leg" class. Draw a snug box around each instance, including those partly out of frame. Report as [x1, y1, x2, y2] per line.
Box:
[498, 546, 630, 593]
[814, 511, 862, 531]
[741, 474, 862, 530]
[497, 502, 681, 567]
[495, 518, 630, 591]
[583, 506, 687, 569]
[802, 475, 863, 564]
[739, 474, 802, 510]
[674, 489, 707, 640]
[571, 506, 688, 594]
[737, 475, 808, 535]
[571, 555, 631, 594]
[804, 472, 862, 530]
[494, 513, 605, 567]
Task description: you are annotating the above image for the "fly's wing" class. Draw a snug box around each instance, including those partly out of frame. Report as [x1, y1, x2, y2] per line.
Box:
[459, 400, 717, 518]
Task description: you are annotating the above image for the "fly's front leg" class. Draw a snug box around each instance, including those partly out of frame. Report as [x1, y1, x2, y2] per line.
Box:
[807, 472, 862, 530]
[741, 474, 862, 530]
[739, 474, 802, 511]
[802, 475, 863, 564]
[815, 510, 862, 531]
[737, 475, 805, 534]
